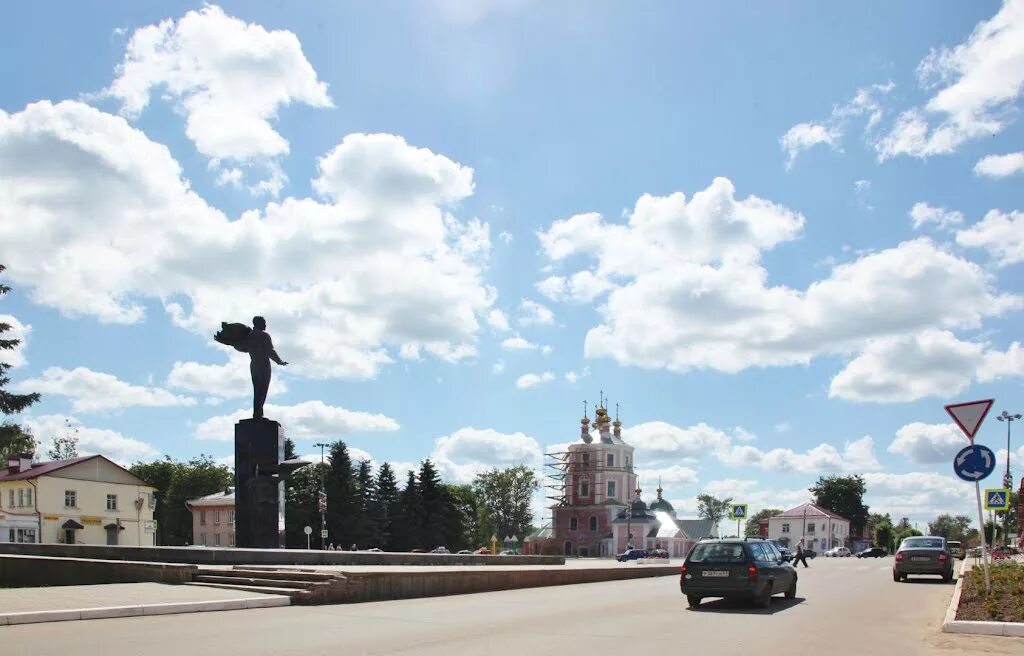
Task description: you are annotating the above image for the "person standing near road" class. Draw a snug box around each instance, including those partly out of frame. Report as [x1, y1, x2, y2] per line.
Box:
[793, 542, 809, 568]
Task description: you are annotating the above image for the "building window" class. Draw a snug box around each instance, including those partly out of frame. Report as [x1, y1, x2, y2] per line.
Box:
[589, 516, 597, 531]
[781, 523, 790, 533]
[228, 511, 235, 525]
[7, 529, 13, 543]
[214, 533, 221, 547]
[17, 489, 24, 507]
[569, 517, 578, 531]
[64, 490, 77, 508]
[25, 488, 32, 506]
[7, 490, 13, 507]
[607, 453, 614, 467]
[106, 494, 118, 511]
[200, 533, 206, 546]
[607, 481, 616, 498]
[229, 533, 235, 547]
[807, 523, 815, 534]
[579, 479, 589, 497]
[15, 528, 36, 543]
[214, 510, 221, 525]
[200, 510, 207, 525]
[582, 453, 590, 465]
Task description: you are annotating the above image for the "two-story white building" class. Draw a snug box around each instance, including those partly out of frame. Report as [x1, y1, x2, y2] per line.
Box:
[766, 502, 850, 552]
[0, 452, 157, 545]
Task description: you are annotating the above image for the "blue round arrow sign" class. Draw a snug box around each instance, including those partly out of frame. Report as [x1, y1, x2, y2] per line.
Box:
[953, 444, 996, 482]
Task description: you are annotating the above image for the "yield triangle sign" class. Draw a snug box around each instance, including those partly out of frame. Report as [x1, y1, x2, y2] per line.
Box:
[944, 399, 994, 442]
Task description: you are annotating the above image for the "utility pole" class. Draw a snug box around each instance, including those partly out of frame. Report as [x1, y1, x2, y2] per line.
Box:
[315, 442, 329, 549]
[996, 411, 1020, 548]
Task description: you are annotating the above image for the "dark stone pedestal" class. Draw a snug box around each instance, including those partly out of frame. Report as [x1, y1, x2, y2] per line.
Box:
[234, 419, 285, 549]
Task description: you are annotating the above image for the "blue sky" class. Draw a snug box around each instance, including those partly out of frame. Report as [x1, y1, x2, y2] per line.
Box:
[2, 1, 1023, 529]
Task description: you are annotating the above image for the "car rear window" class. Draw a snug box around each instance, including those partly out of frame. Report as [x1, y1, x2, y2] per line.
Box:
[903, 538, 944, 549]
[688, 543, 747, 563]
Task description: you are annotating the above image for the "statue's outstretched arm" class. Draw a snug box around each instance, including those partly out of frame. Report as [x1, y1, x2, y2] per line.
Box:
[268, 335, 288, 366]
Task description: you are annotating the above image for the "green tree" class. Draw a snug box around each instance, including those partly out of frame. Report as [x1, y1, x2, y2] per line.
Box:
[744, 508, 781, 536]
[47, 418, 79, 460]
[130, 455, 232, 545]
[419, 459, 448, 549]
[696, 493, 733, 536]
[809, 475, 869, 535]
[372, 463, 400, 550]
[472, 465, 538, 542]
[350, 459, 377, 548]
[391, 470, 422, 551]
[445, 483, 484, 548]
[928, 514, 972, 542]
[324, 441, 357, 548]
[0, 267, 40, 454]
[0, 422, 36, 461]
[284, 461, 325, 548]
[891, 516, 922, 547]
[871, 513, 894, 551]
[284, 438, 297, 460]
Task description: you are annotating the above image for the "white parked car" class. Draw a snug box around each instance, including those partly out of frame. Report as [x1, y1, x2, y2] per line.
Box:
[825, 547, 852, 557]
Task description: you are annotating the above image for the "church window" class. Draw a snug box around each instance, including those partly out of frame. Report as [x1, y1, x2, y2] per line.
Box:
[582, 453, 590, 465]
[607, 481, 616, 498]
[569, 517, 578, 531]
[606, 453, 614, 467]
[579, 479, 589, 497]
[589, 516, 597, 531]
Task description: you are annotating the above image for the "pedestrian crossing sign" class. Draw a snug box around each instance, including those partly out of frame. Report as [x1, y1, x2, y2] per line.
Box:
[729, 504, 748, 520]
[984, 488, 1010, 511]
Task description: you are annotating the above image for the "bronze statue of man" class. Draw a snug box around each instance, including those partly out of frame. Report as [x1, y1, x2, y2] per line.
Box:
[245, 316, 287, 419]
[213, 316, 289, 419]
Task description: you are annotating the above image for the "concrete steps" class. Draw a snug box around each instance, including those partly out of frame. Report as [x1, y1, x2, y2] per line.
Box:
[187, 567, 347, 603]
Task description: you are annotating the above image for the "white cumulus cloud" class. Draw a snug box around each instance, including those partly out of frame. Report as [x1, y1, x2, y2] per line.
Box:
[515, 372, 554, 389]
[517, 299, 554, 327]
[956, 210, 1024, 266]
[888, 422, 966, 465]
[105, 5, 332, 194]
[909, 202, 964, 230]
[24, 414, 159, 465]
[974, 152, 1024, 178]
[19, 366, 196, 413]
[195, 400, 399, 441]
[430, 426, 542, 483]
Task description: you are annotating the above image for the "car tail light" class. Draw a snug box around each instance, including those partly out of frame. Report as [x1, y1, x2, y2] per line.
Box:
[938, 553, 947, 562]
[747, 564, 758, 582]
[895, 553, 903, 562]
[680, 565, 687, 574]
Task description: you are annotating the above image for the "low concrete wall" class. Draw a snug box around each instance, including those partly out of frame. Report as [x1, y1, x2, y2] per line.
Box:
[326, 564, 680, 604]
[0, 543, 564, 567]
[0, 554, 196, 588]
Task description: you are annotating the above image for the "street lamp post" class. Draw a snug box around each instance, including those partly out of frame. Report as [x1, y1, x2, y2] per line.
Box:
[996, 411, 1021, 547]
[314, 442, 329, 549]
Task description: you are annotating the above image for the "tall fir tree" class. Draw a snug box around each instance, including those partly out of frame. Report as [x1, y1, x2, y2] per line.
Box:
[373, 462, 400, 550]
[324, 440, 357, 548]
[0, 266, 40, 440]
[350, 459, 377, 548]
[392, 470, 422, 551]
[419, 459, 448, 549]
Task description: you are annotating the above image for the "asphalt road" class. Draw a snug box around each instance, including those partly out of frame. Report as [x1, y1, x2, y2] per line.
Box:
[5, 558, 1019, 655]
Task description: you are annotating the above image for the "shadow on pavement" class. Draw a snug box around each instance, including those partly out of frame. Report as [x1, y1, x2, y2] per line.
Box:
[899, 577, 957, 585]
[688, 597, 805, 615]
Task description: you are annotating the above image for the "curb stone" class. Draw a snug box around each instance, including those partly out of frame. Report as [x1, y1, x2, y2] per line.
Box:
[942, 557, 1024, 637]
[0, 596, 289, 627]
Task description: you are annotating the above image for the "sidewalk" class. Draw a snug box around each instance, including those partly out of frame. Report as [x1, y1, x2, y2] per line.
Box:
[0, 582, 288, 626]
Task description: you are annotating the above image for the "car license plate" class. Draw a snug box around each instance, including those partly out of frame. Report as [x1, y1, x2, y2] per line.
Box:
[911, 557, 930, 562]
[702, 570, 729, 577]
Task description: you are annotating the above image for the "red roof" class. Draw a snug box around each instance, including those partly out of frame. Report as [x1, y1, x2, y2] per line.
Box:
[1, 455, 112, 482]
[772, 502, 849, 522]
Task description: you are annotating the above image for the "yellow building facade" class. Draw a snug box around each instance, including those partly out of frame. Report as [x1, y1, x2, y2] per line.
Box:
[0, 453, 157, 546]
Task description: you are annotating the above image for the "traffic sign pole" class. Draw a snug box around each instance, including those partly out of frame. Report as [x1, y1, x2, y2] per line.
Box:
[973, 481, 992, 593]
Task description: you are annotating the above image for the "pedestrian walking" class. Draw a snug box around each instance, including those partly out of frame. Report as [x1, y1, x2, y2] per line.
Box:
[793, 542, 809, 568]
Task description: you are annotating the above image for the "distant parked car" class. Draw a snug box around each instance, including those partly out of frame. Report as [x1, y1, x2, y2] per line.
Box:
[498, 549, 518, 556]
[945, 541, 964, 559]
[856, 547, 886, 558]
[430, 546, 450, 554]
[825, 547, 852, 557]
[365, 547, 383, 552]
[617, 548, 649, 562]
[456, 549, 472, 554]
[767, 540, 792, 561]
[893, 536, 953, 583]
[474, 547, 491, 555]
[648, 548, 669, 559]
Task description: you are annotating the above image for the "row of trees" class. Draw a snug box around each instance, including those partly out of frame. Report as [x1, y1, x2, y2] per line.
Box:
[125, 438, 539, 551]
[281, 441, 538, 551]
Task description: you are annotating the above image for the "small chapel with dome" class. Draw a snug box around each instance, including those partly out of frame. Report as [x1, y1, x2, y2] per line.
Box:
[538, 401, 715, 558]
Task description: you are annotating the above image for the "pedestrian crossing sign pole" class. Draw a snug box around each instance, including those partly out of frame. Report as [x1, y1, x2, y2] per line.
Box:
[983, 488, 1010, 511]
[729, 504, 748, 536]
